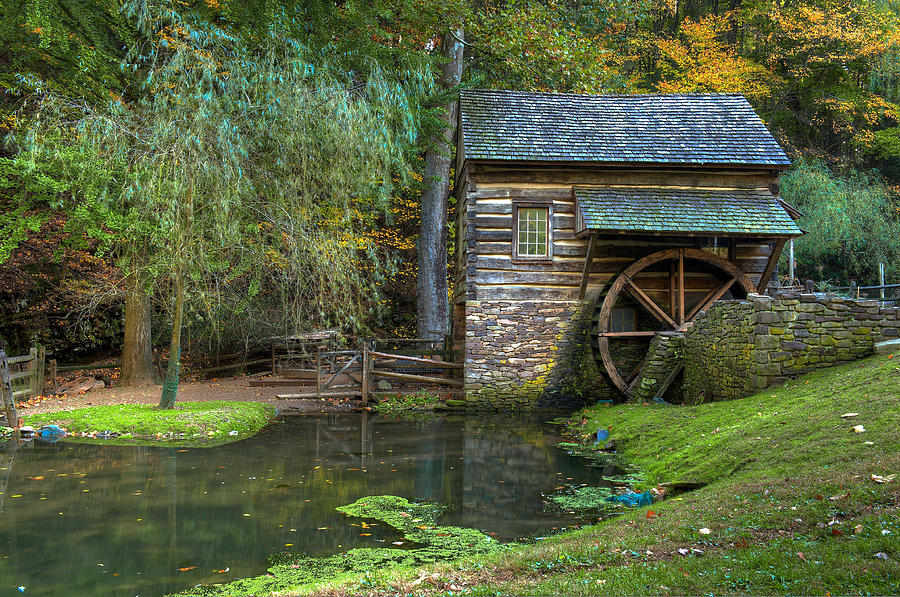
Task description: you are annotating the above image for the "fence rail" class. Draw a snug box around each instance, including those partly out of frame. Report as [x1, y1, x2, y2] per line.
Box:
[1, 347, 46, 424]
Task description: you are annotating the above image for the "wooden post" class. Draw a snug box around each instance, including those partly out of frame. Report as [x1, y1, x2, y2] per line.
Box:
[27, 347, 37, 400]
[271, 341, 277, 376]
[788, 238, 795, 284]
[668, 262, 676, 318]
[49, 359, 58, 395]
[578, 232, 597, 300]
[0, 350, 17, 427]
[361, 343, 369, 407]
[756, 238, 787, 294]
[879, 262, 886, 300]
[37, 346, 46, 396]
[315, 346, 321, 400]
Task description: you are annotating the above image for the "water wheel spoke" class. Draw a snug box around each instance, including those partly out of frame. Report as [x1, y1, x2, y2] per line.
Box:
[625, 356, 647, 385]
[597, 248, 755, 396]
[683, 276, 738, 326]
[624, 279, 677, 329]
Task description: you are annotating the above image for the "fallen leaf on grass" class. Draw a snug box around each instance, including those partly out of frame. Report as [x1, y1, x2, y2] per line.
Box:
[177, 566, 197, 572]
[871, 474, 896, 484]
[840, 413, 859, 418]
[850, 425, 866, 433]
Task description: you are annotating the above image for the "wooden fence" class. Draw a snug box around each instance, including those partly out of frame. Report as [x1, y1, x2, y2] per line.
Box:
[1, 347, 46, 425]
[1, 347, 45, 403]
[254, 337, 463, 403]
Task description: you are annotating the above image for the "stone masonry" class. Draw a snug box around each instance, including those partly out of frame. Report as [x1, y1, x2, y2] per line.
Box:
[463, 300, 612, 408]
[683, 293, 900, 401]
[630, 332, 685, 403]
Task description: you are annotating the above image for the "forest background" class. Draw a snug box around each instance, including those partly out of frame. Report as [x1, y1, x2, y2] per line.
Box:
[2, 0, 900, 382]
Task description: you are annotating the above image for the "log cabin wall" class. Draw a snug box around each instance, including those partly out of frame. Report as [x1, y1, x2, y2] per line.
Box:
[453, 164, 783, 408]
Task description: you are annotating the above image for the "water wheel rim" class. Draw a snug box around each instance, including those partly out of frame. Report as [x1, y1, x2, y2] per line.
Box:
[597, 248, 756, 395]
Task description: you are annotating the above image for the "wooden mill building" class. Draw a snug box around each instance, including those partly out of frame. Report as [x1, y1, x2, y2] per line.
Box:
[451, 90, 802, 406]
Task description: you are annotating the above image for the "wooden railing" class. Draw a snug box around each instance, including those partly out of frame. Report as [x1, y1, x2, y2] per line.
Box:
[309, 338, 463, 404]
[2, 347, 45, 402]
[1, 347, 46, 425]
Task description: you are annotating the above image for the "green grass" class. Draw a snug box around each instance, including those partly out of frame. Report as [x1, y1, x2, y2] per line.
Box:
[235, 353, 899, 596]
[23, 401, 275, 447]
[374, 390, 443, 414]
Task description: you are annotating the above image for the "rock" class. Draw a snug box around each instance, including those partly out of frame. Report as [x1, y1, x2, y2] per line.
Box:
[376, 380, 392, 390]
[874, 338, 900, 354]
[445, 399, 467, 407]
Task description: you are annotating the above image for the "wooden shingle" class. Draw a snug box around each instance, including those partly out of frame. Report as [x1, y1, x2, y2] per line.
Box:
[460, 90, 791, 168]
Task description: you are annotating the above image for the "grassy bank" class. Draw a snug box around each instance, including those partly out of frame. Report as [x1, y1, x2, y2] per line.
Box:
[203, 352, 898, 596]
[23, 401, 275, 446]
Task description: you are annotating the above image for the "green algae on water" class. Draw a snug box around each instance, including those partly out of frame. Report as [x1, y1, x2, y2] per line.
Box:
[171, 496, 505, 596]
[546, 485, 618, 512]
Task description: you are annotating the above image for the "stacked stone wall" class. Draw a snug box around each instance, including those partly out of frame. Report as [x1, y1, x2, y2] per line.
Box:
[684, 293, 900, 401]
[463, 300, 613, 408]
[630, 332, 685, 403]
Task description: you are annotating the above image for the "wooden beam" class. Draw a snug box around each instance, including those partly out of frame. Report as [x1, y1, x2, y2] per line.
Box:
[578, 232, 598, 300]
[369, 351, 463, 369]
[322, 352, 361, 390]
[683, 276, 737, 324]
[598, 331, 657, 338]
[370, 369, 464, 387]
[757, 238, 787, 293]
[625, 356, 648, 384]
[669, 262, 676, 318]
[625, 279, 677, 329]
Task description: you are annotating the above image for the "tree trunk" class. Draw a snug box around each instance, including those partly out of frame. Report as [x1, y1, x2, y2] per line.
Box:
[159, 272, 185, 409]
[120, 273, 154, 386]
[417, 28, 464, 340]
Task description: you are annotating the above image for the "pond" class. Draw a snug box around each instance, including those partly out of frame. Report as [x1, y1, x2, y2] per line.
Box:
[0, 413, 611, 597]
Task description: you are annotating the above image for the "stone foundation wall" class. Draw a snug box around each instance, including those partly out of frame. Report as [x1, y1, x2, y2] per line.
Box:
[463, 300, 613, 408]
[683, 293, 900, 401]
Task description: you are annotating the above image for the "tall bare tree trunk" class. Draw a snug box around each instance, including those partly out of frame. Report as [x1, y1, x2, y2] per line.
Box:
[120, 273, 154, 386]
[158, 272, 184, 409]
[418, 28, 464, 340]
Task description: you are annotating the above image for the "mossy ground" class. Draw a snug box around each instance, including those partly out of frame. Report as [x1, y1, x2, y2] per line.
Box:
[23, 401, 275, 447]
[253, 352, 899, 596]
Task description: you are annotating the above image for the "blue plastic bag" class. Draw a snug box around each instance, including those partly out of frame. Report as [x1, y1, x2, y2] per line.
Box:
[36, 425, 66, 444]
[606, 491, 654, 507]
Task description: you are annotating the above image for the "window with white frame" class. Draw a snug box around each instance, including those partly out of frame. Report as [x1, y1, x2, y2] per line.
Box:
[514, 205, 551, 259]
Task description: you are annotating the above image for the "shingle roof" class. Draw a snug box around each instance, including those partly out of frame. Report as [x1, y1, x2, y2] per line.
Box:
[574, 186, 803, 236]
[460, 89, 791, 167]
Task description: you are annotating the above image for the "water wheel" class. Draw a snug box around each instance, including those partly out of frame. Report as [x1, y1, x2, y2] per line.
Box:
[596, 248, 756, 396]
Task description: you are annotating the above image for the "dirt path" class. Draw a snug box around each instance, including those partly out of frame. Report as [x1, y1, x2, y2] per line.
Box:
[20, 377, 362, 416]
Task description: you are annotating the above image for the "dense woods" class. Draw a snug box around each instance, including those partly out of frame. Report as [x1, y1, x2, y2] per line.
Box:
[2, 0, 899, 378]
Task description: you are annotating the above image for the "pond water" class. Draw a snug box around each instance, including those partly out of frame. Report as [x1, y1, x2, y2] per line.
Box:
[0, 413, 610, 597]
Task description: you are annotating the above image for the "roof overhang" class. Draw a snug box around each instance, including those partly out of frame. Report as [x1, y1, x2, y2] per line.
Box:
[574, 185, 804, 238]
